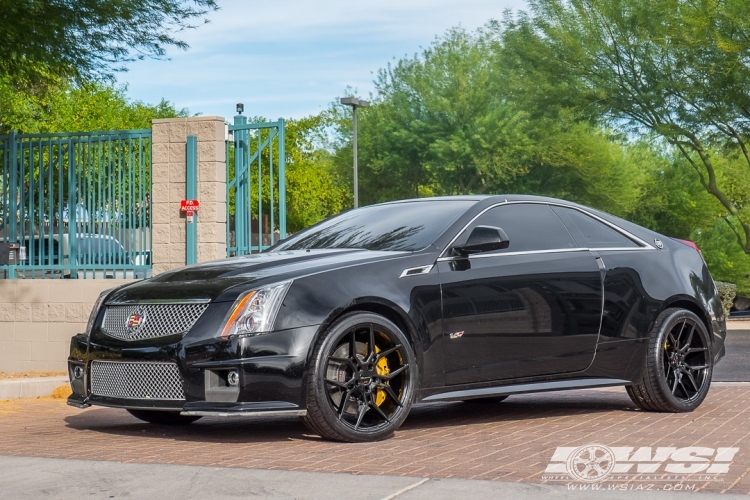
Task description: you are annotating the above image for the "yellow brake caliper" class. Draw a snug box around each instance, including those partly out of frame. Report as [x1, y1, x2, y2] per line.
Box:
[374, 345, 389, 406]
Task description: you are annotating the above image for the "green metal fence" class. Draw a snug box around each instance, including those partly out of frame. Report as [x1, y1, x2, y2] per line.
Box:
[0, 130, 152, 279]
[226, 117, 286, 256]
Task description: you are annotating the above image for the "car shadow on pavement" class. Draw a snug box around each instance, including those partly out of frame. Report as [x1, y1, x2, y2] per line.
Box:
[62, 388, 637, 444]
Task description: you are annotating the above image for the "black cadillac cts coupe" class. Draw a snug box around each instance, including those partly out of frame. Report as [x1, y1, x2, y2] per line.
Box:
[68, 195, 726, 442]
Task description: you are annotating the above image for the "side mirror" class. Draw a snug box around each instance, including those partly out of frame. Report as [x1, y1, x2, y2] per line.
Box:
[453, 226, 510, 256]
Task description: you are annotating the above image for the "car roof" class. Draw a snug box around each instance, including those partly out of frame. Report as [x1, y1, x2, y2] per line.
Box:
[373, 194, 586, 206]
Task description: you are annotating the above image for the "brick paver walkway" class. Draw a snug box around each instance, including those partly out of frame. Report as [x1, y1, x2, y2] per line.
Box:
[2, 385, 750, 494]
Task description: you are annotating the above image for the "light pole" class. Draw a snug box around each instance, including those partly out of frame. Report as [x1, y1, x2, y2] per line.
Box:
[340, 97, 369, 208]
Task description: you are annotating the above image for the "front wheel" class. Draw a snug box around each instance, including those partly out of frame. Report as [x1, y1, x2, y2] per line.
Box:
[627, 308, 712, 412]
[304, 312, 417, 442]
[126, 409, 202, 425]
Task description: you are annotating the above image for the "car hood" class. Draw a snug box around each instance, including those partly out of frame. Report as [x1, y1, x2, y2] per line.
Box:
[106, 249, 411, 304]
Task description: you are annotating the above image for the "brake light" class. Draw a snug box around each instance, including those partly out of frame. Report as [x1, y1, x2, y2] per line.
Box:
[677, 239, 702, 257]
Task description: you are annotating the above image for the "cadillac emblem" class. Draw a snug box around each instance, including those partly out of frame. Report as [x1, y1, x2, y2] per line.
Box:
[126, 312, 145, 330]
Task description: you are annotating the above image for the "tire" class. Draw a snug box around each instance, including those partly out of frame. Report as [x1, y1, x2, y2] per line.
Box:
[626, 308, 712, 412]
[303, 312, 417, 442]
[126, 409, 202, 425]
[462, 395, 509, 404]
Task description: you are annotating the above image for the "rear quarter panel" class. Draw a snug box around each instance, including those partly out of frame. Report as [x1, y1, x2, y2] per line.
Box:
[597, 243, 724, 347]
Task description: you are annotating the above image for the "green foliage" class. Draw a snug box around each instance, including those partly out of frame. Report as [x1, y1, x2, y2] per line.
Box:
[715, 281, 738, 318]
[0, 78, 187, 134]
[328, 27, 646, 217]
[0, 0, 217, 85]
[285, 116, 347, 232]
[503, 0, 750, 255]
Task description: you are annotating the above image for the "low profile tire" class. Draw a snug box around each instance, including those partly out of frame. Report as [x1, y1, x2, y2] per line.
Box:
[462, 395, 509, 404]
[304, 312, 417, 442]
[626, 308, 712, 412]
[126, 409, 202, 425]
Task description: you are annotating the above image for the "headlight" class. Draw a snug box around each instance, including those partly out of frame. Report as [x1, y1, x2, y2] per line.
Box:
[85, 288, 115, 337]
[220, 281, 292, 338]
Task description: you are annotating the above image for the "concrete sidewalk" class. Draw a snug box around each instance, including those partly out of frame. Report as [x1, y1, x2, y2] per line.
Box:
[0, 455, 745, 500]
[0, 376, 67, 400]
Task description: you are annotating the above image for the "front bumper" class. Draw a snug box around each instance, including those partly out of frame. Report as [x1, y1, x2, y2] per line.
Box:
[67, 324, 319, 417]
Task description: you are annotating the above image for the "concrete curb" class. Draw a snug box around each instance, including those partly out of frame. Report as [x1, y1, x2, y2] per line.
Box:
[0, 376, 68, 401]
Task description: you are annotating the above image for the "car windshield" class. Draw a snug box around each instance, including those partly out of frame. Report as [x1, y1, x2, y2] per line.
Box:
[273, 200, 475, 252]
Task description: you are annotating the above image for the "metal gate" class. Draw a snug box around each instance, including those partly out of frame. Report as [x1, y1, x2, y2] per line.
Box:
[226, 117, 286, 257]
[0, 130, 152, 278]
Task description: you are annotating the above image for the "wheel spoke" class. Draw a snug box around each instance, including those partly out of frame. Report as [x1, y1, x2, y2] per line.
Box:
[674, 319, 687, 346]
[678, 380, 690, 398]
[354, 402, 368, 430]
[325, 378, 351, 390]
[684, 370, 700, 393]
[329, 356, 356, 370]
[688, 347, 708, 353]
[663, 353, 672, 377]
[349, 330, 357, 358]
[368, 324, 376, 361]
[671, 375, 679, 395]
[376, 345, 401, 360]
[338, 390, 352, 419]
[369, 401, 390, 423]
[667, 331, 677, 348]
[687, 364, 709, 371]
[681, 324, 696, 353]
[377, 382, 403, 407]
[382, 364, 408, 381]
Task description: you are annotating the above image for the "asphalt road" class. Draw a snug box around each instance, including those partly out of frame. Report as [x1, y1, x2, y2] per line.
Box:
[713, 327, 750, 382]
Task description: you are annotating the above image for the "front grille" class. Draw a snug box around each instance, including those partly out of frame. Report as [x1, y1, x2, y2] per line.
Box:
[101, 303, 209, 341]
[90, 361, 185, 400]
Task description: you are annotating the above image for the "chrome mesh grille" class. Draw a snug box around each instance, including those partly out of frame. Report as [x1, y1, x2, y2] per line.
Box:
[90, 361, 185, 400]
[101, 303, 208, 341]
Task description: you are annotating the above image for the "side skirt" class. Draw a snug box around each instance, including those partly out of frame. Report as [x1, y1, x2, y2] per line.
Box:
[420, 377, 631, 402]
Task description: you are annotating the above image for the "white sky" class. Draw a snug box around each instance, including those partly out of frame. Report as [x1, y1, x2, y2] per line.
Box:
[118, 0, 528, 119]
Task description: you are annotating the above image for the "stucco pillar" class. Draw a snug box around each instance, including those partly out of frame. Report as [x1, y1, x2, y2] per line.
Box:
[151, 116, 227, 275]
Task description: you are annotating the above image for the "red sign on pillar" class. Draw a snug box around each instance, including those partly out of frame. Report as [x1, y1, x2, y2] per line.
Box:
[180, 199, 200, 212]
[181, 199, 199, 224]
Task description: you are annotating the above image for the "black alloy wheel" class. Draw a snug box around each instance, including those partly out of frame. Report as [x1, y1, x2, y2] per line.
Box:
[304, 312, 416, 442]
[626, 308, 713, 412]
[126, 409, 202, 425]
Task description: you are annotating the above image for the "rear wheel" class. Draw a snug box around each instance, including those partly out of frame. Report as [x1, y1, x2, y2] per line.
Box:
[304, 312, 417, 442]
[126, 409, 202, 425]
[626, 308, 712, 412]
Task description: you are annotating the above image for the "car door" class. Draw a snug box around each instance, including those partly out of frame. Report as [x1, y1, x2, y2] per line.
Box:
[549, 205, 652, 343]
[438, 203, 603, 385]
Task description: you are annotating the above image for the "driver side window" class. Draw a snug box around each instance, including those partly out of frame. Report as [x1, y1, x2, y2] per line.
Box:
[454, 203, 577, 253]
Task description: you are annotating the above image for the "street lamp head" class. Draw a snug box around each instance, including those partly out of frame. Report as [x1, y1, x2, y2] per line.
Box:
[340, 97, 370, 108]
[236, 103, 244, 115]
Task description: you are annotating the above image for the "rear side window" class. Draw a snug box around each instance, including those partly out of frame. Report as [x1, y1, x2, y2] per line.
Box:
[551, 206, 640, 248]
[458, 203, 577, 253]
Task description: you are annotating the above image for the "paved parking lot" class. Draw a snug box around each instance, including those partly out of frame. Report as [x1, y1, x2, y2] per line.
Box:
[2, 384, 750, 495]
[2, 328, 749, 498]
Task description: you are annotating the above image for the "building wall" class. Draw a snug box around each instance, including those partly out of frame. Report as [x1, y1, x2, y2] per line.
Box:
[0, 279, 135, 372]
